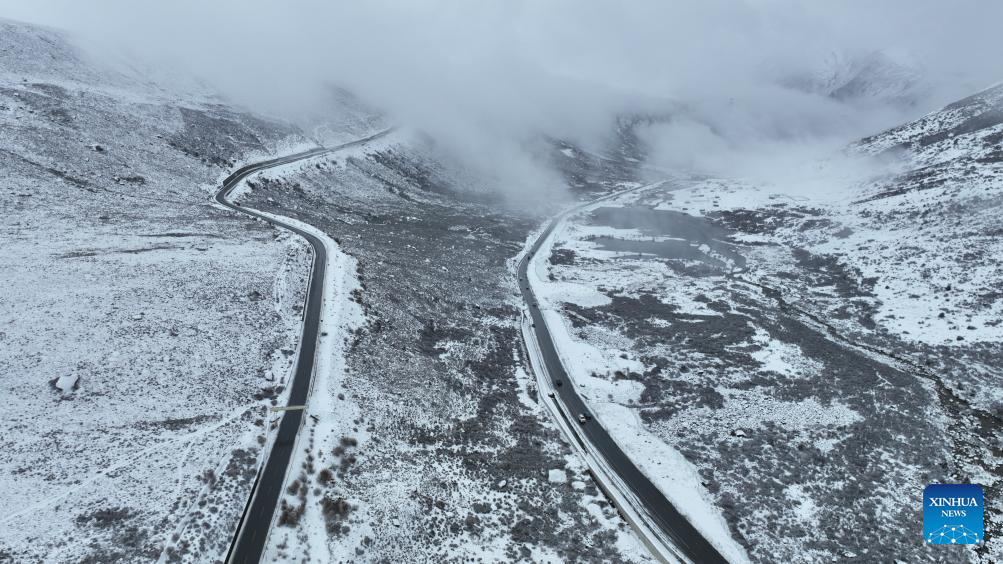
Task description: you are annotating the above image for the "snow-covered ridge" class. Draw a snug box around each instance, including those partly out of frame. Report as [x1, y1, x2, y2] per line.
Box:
[854, 81, 1003, 155]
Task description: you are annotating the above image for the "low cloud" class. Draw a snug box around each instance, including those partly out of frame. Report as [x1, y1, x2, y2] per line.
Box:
[4, 0, 1001, 192]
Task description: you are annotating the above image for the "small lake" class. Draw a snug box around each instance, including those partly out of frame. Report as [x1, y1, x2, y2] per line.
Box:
[588, 206, 746, 269]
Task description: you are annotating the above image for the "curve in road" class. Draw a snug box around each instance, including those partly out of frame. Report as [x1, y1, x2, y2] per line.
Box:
[518, 188, 730, 564]
[215, 129, 392, 564]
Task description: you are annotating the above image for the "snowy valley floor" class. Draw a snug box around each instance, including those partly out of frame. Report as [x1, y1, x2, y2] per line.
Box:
[524, 85, 1003, 564]
[4, 14, 1002, 564]
[533, 169, 1002, 562]
[235, 135, 655, 563]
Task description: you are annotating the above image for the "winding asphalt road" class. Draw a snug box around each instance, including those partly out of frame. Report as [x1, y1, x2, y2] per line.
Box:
[215, 129, 391, 564]
[518, 189, 729, 564]
[215, 131, 722, 562]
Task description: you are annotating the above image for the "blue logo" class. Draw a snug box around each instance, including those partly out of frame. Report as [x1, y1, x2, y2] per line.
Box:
[923, 484, 983, 545]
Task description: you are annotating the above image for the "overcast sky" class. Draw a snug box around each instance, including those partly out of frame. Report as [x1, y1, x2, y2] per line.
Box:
[4, 0, 1002, 185]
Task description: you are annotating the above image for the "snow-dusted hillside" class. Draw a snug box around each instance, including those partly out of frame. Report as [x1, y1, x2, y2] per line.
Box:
[784, 49, 927, 109]
[847, 82, 1003, 403]
[0, 19, 380, 562]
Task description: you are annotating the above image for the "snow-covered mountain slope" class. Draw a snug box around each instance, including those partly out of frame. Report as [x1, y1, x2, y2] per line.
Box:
[846, 82, 1003, 361]
[856, 81, 1003, 156]
[0, 19, 383, 563]
[784, 49, 927, 109]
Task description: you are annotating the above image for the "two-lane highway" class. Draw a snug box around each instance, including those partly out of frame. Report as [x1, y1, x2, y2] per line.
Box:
[518, 186, 729, 564]
[215, 129, 391, 564]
